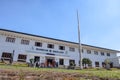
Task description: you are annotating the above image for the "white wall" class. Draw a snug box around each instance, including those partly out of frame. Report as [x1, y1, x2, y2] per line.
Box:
[0, 34, 118, 67]
[82, 49, 117, 67]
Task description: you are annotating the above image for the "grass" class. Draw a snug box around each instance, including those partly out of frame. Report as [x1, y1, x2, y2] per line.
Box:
[0, 65, 120, 79]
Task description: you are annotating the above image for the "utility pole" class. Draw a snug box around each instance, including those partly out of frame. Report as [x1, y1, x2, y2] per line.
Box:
[77, 10, 83, 69]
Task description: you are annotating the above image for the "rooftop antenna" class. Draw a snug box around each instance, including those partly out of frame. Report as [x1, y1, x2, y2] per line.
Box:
[77, 10, 83, 69]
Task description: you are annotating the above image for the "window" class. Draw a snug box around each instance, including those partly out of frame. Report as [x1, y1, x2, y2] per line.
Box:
[59, 46, 65, 50]
[21, 39, 29, 45]
[47, 44, 54, 49]
[95, 62, 99, 67]
[107, 53, 110, 56]
[17, 54, 27, 62]
[35, 42, 42, 47]
[69, 60, 75, 66]
[1, 52, 12, 60]
[69, 47, 75, 52]
[87, 50, 91, 54]
[102, 62, 105, 67]
[59, 59, 64, 65]
[94, 51, 98, 55]
[101, 52, 104, 56]
[82, 49, 84, 53]
[6, 37, 15, 43]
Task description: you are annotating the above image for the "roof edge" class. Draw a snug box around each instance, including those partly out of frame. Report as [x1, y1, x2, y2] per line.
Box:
[0, 28, 120, 52]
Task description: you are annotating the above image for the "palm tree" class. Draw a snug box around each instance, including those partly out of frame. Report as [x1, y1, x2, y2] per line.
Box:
[82, 58, 92, 68]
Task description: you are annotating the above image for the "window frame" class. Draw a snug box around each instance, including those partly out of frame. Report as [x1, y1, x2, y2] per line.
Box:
[17, 54, 27, 62]
[59, 46, 65, 50]
[69, 47, 75, 52]
[87, 50, 91, 54]
[21, 39, 30, 45]
[101, 52, 105, 56]
[6, 37, 15, 43]
[1, 52, 12, 60]
[47, 44, 54, 49]
[35, 42, 42, 47]
[95, 62, 99, 67]
[94, 51, 98, 55]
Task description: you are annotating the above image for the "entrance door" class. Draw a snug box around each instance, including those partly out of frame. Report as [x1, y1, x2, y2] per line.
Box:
[110, 62, 113, 68]
[46, 57, 55, 67]
[34, 56, 40, 63]
[69, 60, 75, 66]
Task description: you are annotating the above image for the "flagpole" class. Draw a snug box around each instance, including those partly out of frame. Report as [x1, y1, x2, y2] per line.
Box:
[77, 10, 83, 69]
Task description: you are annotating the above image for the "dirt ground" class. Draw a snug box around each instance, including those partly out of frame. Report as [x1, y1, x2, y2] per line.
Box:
[0, 69, 119, 80]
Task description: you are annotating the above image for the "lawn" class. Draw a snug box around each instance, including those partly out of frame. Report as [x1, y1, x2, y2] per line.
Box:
[0, 65, 120, 80]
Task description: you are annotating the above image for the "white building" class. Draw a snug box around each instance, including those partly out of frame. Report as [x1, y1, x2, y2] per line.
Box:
[109, 56, 120, 68]
[0, 29, 120, 68]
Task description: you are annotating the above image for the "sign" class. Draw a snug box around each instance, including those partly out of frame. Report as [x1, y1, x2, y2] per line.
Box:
[32, 47, 65, 54]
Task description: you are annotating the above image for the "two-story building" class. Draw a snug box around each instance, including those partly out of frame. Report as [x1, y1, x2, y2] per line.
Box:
[0, 29, 119, 68]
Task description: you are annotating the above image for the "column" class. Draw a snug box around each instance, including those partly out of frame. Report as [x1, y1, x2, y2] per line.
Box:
[64, 59, 69, 68]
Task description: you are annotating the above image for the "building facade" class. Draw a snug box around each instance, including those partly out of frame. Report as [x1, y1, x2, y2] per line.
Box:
[0, 29, 119, 68]
[109, 56, 120, 68]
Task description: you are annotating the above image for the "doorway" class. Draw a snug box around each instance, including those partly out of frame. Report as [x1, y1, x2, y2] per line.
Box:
[46, 57, 55, 67]
[34, 56, 40, 63]
[110, 62, 113, 68]
[69, 60, 75, 66]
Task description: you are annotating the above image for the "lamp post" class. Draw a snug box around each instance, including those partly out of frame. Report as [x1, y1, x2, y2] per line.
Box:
[77, 10, 83, 69]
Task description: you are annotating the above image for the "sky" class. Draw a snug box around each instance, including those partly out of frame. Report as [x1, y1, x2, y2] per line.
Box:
[0, 0, 120, 56]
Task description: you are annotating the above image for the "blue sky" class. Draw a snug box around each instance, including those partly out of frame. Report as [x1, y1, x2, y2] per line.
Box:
[0, 0, 120, 55]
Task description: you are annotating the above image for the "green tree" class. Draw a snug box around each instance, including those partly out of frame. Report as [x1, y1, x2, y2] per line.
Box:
[82, 58, 92, 68]
[29, 58, 33, 63]
[104, 59, 110, 70]
[104, 59, 110, 64]
[29, 58, 34, 67]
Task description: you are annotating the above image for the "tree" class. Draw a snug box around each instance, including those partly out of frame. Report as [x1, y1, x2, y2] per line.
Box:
[29, 58, 34, 67]
[82, 58, 92, 68]
[104, 59, 110, 70]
